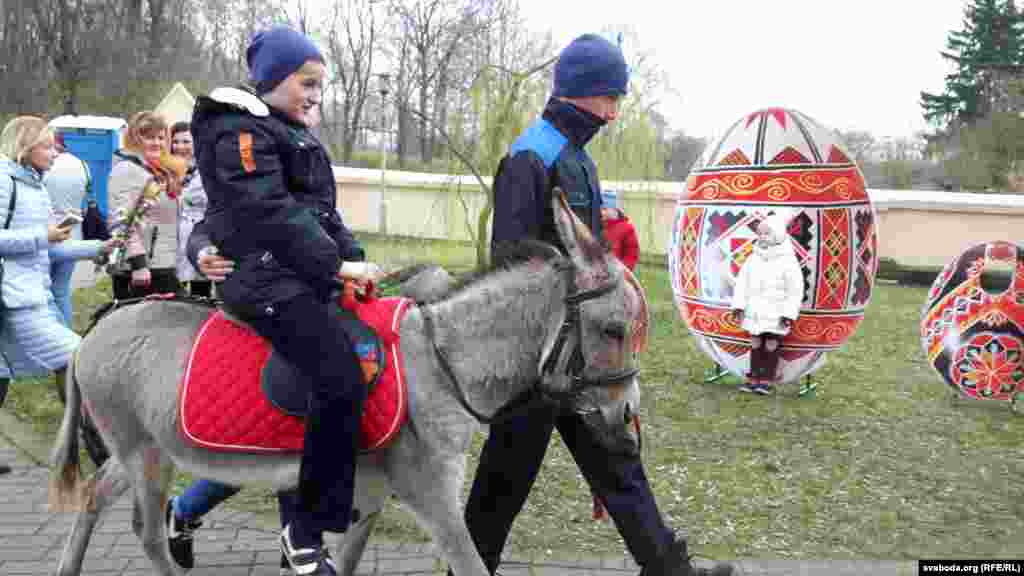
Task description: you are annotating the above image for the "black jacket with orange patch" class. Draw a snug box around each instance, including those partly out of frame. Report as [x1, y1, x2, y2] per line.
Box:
[190, 87, 364, 317]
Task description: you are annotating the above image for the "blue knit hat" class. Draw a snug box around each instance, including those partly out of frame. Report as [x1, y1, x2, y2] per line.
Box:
[601, 189, 620, 209]
[246, 26, 325, 94]
[552, 34, 629, 99]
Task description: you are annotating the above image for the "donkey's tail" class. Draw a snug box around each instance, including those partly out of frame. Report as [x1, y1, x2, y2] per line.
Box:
[49, 349, 83, 512]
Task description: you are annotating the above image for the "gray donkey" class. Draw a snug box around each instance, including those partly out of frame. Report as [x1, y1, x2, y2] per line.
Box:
[49, 193, 649, 576]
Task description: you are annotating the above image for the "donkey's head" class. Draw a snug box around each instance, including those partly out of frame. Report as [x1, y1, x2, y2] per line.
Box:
[536, 191, 649, 456]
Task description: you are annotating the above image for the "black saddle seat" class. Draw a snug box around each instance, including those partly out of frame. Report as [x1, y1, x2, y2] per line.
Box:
[260, 303, 386, 416]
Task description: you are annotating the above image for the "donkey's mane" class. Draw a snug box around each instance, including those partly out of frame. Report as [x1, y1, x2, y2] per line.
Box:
[422, 239, 567, 304]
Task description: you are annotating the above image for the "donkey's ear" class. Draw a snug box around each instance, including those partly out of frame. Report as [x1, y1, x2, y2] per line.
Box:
[551, 187, 590, 263]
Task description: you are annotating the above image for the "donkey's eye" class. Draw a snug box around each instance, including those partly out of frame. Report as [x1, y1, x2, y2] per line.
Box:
[603, 323, 626, 341]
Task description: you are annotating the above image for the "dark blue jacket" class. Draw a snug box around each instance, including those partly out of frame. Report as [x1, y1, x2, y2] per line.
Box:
[189, 87, 364, 317]
[490, 97, 607, 264]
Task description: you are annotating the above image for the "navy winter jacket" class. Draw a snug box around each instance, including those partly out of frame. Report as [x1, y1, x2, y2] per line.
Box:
[490, 97, 607, 264]
[189, 87, 364, 317]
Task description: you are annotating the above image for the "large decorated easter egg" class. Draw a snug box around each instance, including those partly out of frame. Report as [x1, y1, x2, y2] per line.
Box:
[668, 107, 878, 384]
[920, 241, 1024, 401]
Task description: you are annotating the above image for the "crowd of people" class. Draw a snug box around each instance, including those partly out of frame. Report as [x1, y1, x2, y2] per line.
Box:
[0, 25, 780, 576]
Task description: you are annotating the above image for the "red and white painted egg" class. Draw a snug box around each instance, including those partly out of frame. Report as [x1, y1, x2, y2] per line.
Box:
[920, 241, 1024, 401]
[668, 107, 878, 384]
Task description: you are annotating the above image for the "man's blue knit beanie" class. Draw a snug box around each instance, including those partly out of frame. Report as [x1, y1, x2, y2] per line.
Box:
[246, 26, 325, 94]
[552, 34, 629, 99]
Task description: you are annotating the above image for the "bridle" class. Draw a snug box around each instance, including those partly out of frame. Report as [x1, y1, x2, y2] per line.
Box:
[538, 261, 640, 402]
[420, 259, 640, 424]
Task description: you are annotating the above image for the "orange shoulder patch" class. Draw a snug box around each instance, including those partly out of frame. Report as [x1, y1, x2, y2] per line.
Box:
[239, 132, 256, 173]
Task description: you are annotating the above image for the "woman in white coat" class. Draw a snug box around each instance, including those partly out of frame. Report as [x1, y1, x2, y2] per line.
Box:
[0, 116, 116, 474]
[731, 212, 804, 394]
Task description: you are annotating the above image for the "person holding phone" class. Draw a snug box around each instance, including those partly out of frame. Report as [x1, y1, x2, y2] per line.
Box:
[0, 117, 117, 475]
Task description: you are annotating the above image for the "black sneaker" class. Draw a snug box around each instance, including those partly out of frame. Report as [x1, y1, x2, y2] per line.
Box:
[280, 524, 337, 576]
[0, 463, 11, 475]
[752, 383, 774, 395]
[166, 498, 202, 570]
[639, 537, 734, 576]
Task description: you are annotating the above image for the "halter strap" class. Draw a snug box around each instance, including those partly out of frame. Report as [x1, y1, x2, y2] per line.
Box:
[422, 259, 640, 424]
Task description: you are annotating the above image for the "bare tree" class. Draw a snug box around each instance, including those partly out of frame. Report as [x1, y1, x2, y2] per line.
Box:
[320, 0, 381, 163]
[391, 20, 415, 167]
[0, 0, 48, 117]
[664, 131, 706, 180]
[389, 0, 500, 165]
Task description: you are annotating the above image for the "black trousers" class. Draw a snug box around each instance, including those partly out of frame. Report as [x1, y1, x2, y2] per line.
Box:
[112, 268, 181, 299]
[243, 293, 367, 534]
[463, 396, 675, 573]
[185, 280, 213, 298]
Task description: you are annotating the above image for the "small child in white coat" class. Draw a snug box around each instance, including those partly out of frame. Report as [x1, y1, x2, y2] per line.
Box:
[731, 212, 804, 394]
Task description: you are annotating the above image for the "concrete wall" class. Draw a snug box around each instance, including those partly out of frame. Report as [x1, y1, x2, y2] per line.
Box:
[333, 167, 1024, 268]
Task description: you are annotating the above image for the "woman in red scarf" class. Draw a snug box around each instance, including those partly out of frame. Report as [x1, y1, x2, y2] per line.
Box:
[107, 111, 183, 298]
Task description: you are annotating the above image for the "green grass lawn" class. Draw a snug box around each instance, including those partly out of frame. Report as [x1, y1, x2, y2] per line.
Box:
[5, 234, 1023, 561]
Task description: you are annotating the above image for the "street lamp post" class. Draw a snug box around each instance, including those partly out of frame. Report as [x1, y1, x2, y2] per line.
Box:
[377, 73, 391, 234]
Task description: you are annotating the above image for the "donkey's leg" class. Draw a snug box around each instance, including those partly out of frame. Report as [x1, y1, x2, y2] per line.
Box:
[390, 455, 488, 576]
[55, 458, 130, 576]
[121, 446, 180, 576]
[335, 463, 392, 575]
[335, 509, 379, 576]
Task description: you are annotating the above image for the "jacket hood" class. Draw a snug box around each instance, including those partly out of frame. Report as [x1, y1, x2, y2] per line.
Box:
[753, 213, 795, 261]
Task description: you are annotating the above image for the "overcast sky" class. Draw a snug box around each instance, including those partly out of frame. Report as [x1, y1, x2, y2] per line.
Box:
[515, 0, 968, 141]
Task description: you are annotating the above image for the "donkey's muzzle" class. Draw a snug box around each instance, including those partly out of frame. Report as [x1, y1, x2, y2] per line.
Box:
[580, 410, 640, 457]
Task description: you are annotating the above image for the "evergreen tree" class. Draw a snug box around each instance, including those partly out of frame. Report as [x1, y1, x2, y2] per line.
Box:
[921, 0, 1024, 128]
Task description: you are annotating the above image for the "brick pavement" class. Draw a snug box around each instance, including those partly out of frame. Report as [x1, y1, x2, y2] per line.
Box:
[0, 378, 918, 576]
[0, 421, 646, 576]
[0, 266, 917, 575]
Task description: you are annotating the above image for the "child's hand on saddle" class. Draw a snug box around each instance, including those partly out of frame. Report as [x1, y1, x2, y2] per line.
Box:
[780, 317, 794, 329]
[197, 246, 235, 282]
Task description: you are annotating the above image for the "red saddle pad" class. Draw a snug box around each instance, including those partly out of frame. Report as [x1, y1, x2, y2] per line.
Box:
[179, 298, 413, 453]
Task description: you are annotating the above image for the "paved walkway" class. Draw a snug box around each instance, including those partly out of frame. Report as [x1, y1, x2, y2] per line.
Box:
[0, 267, 917, 575]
